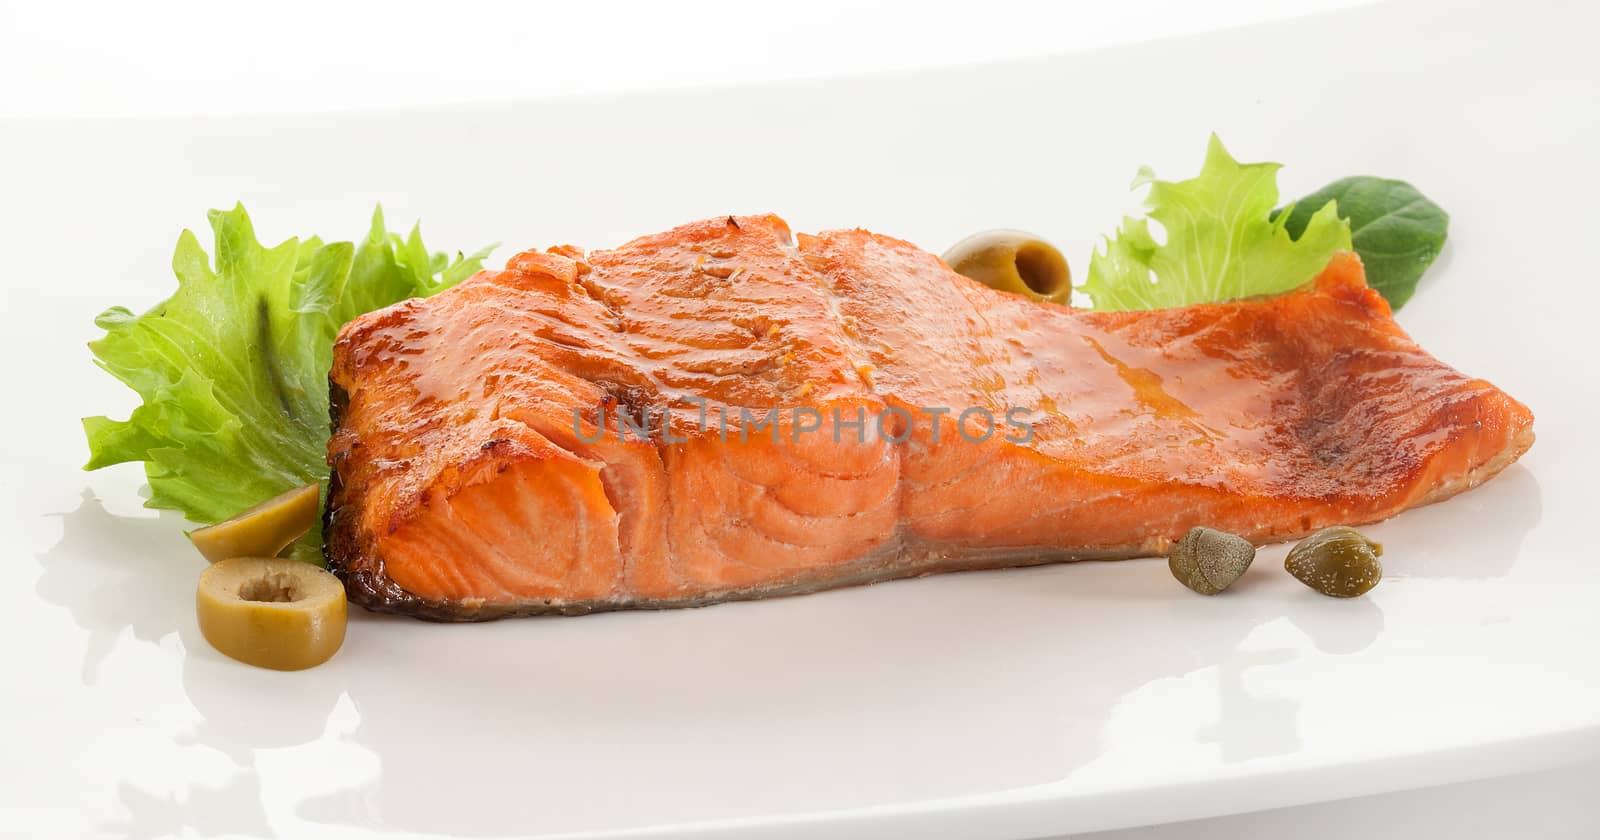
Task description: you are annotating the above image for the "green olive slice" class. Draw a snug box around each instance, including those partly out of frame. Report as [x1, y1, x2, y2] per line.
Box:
[941, 230, 1072, 304]
[197, 557, 347, 670]
[188, 484, 321, 564]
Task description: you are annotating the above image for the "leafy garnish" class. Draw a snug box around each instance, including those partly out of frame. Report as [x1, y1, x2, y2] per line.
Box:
[1278, 176, 1448, 310]
[83, 205, 495, 562]
[1081, 135, 1353, 311]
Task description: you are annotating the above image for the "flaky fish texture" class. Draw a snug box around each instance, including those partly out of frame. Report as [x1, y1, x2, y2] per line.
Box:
[324, 215, 1534, 620]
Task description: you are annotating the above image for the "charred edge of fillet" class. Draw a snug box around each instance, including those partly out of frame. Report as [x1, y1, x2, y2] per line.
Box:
[324, 378, 432, 618]
[322, 376, 346, 574]
[323, 378, 355, 582]
[323, 375, 529, 620]
[333, 542, 1154, 622]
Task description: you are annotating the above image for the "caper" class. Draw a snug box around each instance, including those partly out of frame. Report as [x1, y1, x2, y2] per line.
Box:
[1168, 526, 1255, 595]
[1285, 526, 1383, 598]
[188, 483, 320, 564]
[941, 230, 1072, 304]
[197, 557, 347, 670]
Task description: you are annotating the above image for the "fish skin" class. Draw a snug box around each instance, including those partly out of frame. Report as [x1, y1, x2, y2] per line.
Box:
[324, 215, 1534, 620]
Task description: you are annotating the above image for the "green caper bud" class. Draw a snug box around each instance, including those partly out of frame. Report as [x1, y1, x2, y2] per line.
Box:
[1168, 526, 1255, 595]
[1285, 526, 1383, 598]
[941, 230, 1072, 304]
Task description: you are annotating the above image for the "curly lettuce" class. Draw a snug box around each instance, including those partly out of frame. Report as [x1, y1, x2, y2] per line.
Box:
[83, 205, 494, 562]
[1080, 135, 1353, 311]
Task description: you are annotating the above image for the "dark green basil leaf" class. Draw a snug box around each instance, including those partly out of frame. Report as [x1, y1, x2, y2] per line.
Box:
[1279, 177, 1449, 310]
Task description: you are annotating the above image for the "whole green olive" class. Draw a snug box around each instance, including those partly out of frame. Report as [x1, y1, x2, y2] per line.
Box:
[1285, 526, 1383, 598]
[941, 230, 1072, 304]
[1168, 526, 1255, 595]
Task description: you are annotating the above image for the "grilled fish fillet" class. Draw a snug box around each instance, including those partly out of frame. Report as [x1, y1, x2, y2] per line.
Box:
[324, 215, 1534, 619]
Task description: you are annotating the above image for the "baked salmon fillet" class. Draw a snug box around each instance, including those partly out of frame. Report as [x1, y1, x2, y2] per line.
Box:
[324, 215, 1534, 619]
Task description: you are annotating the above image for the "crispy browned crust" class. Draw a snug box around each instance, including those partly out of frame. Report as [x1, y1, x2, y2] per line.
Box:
[323, 378, 459, 620]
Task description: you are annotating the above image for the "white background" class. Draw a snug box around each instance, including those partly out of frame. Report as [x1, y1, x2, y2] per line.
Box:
[4, 1, 1594, 838]
[1, 0, 1370, 119]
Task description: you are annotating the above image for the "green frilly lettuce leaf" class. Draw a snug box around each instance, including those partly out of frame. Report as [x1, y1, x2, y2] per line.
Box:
[1081, 135, 1353, 311]
[83, 204, 494, 562]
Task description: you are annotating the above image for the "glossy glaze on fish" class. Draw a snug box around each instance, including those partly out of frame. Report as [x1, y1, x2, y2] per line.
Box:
[324, 215, 1533, 619]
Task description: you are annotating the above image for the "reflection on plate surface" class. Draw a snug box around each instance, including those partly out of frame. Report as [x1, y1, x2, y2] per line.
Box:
[28, 460, 1542, 837]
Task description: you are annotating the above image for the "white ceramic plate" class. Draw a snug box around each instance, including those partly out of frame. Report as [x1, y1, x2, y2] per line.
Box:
[3, 1, 1598, 837]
